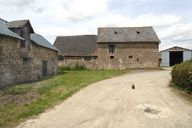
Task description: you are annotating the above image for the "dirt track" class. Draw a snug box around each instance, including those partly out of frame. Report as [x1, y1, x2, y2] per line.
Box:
[17, 69, 192, 128]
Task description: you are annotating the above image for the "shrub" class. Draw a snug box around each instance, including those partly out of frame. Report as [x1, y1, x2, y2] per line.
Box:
[171, 60, 192, 93]
[74, 64, 87, 70]
[57, 65, 87, 74]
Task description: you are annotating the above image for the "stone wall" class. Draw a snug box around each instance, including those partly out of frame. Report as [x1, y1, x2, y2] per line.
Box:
[97, 42, 159, 69]
[0, 35, 57, 88]
[58, 56, 98, 69]
[31, 43, 58, 78]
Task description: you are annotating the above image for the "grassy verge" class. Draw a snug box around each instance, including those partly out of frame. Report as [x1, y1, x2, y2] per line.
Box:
[170, 82, 192, 95]
[0, 68, 126, 128]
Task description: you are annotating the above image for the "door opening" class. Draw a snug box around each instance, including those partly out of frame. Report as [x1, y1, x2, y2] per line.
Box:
[170, 51, 183, 66]
[42, 61, 48, 76]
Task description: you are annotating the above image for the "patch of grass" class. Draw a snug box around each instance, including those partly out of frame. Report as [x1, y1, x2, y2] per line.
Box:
[57, 64, 88, 73]
[2, 84, 32, 95]
[170, 81, 192, 95]
[0, 69, 126, 128]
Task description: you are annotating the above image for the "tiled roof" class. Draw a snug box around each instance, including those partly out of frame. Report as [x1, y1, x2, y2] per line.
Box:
[54, 35, 97, 56]
[97, 27, 160, 43]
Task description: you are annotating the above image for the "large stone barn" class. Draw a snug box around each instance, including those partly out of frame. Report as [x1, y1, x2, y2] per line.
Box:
[97, 27, 160, 69]
[54, 35, 98, 69]
[160, 46, 192, 67]
[54, 27, 160, 69]
[0, 19, 58, 87]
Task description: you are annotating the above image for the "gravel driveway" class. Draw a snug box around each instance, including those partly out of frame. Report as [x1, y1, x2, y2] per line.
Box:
[17, 69, 192, 128]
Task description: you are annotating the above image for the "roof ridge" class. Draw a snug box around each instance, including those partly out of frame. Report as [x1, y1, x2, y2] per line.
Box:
[57, 35, 97, 38]
[98, 26, 153, 29]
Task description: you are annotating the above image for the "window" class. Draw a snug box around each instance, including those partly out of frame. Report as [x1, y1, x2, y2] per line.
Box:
[109, 45, 115, 53]
[58, 56, 64, 61]
[129, 55, 133, 59]
[114, 31, 118, 34]
[22, 58, 31, 64]
[0, 45, 2, 62]
[136, 31, 140, 34]
[20, 40, 26, 48]
[84, 57, 91, 61]
[110, 56, 114, 59]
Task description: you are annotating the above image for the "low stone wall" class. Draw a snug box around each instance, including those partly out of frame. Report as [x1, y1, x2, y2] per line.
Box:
[58, 56, 98, 69]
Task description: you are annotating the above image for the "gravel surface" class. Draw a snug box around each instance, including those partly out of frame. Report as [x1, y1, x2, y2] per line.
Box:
[17, 69, 192, 128]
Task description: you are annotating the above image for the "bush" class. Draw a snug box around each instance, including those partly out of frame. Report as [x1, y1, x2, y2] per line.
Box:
[57, 65, 87, 74]
[171, 60, 192, 93]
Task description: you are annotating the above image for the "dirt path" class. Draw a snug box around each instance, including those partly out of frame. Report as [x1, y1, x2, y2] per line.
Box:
[17, 69, 192, 128]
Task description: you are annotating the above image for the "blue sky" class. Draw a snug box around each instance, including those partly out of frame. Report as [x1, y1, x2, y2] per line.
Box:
[0, 0, 192, 50]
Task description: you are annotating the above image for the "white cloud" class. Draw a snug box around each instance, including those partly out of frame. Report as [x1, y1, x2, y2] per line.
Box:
[0, 0, 191, 50]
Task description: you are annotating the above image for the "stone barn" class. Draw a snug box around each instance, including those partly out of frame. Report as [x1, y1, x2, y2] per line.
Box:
[54, 35, 98, 69]
[0, 19, 58, 87]
[160, 46, 192, 67]
[97, 27, 160, 69]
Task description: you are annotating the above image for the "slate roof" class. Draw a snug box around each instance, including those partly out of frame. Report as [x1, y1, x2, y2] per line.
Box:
[54, 35, 97, 56]
[97, 27, 160, 43]
[30, 33, 58, 51]
[7, 20, 34, 33]
[0, 20, 24, 40]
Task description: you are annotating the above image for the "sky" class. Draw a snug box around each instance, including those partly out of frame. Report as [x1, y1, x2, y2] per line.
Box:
[0, 0, 192, 50]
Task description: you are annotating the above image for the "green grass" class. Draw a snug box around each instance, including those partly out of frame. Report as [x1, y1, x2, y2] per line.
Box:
[0, 68, 126, 128]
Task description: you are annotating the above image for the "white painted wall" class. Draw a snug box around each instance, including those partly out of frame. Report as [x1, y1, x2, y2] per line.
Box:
[161, 51, 170, 67]
[183, 51, 192, 61]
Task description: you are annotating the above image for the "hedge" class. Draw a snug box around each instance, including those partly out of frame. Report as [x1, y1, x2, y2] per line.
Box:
[171, 60, 192, 93]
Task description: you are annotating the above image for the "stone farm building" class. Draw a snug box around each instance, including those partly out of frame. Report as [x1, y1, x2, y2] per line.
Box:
[54, 27, 160, 69]
[0, 19, 58, 87]
[54, 35, 98, 69]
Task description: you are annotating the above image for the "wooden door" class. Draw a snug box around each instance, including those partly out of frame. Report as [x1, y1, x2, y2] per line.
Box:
[42, 61, 48, 76]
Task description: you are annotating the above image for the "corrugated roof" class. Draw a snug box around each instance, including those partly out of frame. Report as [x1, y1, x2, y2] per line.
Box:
[7, 20, 34, 33]
[161, 46, 192, 52]
[97, 26, 160, 43]
[30, 33, 58, 51]
[54, 35, 97, 56]
[0, 20, 24, 40]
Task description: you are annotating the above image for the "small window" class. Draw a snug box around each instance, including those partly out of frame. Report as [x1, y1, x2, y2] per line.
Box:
[0, 46, 2, 62]
[58, 56, 64, 61]
[84, 57, 91, 61]
[110, 56, 114, 59]
[20, 40, 26, 48]
[114, 31, 118, 34]
[22, 58, 31, 64]
[129, 55, 133, 59]
[109, 45, 115, 53]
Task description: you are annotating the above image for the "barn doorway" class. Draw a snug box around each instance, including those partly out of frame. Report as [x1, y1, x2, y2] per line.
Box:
[42, 61, 48, 76]
[169, 51, 183, 66]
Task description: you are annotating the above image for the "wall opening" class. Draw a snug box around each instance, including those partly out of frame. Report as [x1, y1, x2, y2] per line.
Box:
[42, 61, 48, 76]
[170, 51, 183, 66]
[84, 57, 91, 61]
[110, 56, 114, 59]
[129, 55, 133, 59]
[109, 45, 115, 53]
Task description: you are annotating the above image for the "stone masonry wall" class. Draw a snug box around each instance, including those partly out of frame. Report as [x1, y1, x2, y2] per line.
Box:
[97, 42, 159, 69]
[0, 36, 57, 88]
[31, 43, 58, 79]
